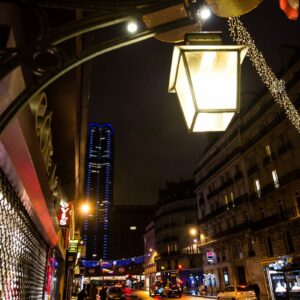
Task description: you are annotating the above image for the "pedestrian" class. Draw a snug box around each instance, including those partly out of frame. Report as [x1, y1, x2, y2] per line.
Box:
[90, 284, 98, 300]
[77, 288, 86, 300]
[100, 286, 107, 300]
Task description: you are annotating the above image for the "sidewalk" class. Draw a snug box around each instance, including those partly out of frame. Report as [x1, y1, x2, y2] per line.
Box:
[183, 289, 217, 299]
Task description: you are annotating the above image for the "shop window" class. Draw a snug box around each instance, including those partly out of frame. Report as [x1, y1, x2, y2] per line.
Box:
[223, 267, 229, 286]
[284, 231, 294, 254]
[236, 266, 247, 285]
[272, 170, 280, 189]
[266, 236, 274, 257]
[254, 179, 262, 198]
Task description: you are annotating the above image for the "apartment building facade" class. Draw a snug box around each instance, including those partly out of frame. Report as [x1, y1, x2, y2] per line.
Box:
[195, 54, 300, 299]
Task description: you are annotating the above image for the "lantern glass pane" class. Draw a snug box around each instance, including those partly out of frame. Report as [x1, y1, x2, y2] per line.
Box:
[193, 112, 234, 132]
[175, 55, 196, 129]
[185, 51, 238, 110]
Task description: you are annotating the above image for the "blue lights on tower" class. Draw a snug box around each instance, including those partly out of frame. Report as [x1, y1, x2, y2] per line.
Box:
[83, 123, 114, 260]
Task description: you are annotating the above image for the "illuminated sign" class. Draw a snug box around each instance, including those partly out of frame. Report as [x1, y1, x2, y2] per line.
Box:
[69, 240, 79, 253]
[207, 251, 216, 263]
[57, 202, 71, 227]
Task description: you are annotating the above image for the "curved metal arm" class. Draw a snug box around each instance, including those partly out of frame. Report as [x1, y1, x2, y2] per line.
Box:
[0, 0, 197, 136]
[0, 17, 194, 135]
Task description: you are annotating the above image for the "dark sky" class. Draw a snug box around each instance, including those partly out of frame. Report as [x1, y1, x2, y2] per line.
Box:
[88, 0, 300, 206]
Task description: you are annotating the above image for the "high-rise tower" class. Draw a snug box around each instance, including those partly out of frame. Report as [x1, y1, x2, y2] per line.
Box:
[82, 123, 114, 260]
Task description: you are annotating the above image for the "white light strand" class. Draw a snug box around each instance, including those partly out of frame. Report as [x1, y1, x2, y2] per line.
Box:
[228, 17, 300, 133]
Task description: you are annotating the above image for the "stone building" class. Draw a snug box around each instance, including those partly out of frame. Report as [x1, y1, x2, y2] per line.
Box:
[194, 53, 300, 299]
[155, 179, 203, 290]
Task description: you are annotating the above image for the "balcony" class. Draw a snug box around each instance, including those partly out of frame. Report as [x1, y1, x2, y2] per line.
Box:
[277, 141, 293, 157]
[198, 194, 249, 225]
[212, 221, 250, 239]
[251, 214, 281, 231]
[263, 154, 275, 166]
[247, 164, 259, 176]
[234, 171, 243, 182]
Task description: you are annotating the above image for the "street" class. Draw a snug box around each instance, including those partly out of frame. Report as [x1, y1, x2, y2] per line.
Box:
[133, 291, 215, 300]
[71, 290, 216, 300]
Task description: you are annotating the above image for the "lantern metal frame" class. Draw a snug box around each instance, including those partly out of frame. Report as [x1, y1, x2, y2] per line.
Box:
[169, 32, 247, 132]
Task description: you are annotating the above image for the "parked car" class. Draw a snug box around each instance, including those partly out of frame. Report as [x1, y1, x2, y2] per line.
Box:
[149, 281, 164, 297]
[162, 283, 182, 298]
[107, 286, 124, 300]
[217, 285, 257, 300]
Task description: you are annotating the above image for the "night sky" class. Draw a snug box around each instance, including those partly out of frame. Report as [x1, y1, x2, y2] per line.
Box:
[88, 0, 300, 206]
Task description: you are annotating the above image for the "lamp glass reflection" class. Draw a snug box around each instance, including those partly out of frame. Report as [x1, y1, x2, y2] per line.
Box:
[169, 44, 247, 132]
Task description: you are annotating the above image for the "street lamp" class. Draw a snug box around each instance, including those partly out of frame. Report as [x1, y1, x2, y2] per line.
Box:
[189, 227, 198, 237]
[169, 31, 247, 132]
[80, 203, 90, 215]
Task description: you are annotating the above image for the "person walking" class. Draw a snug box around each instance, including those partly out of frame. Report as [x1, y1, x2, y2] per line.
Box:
[77, 288, 87, 300]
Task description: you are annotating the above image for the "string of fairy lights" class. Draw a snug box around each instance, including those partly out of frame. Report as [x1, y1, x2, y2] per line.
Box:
[228, 17, 300, 133]
[81, 254, 147, 268]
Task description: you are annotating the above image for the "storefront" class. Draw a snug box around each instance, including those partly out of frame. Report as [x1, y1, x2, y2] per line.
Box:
[283, 257, 300, 300]
[203, 273, 217, 295]
[263, 256, 299, 300]
[0, 168, 48, 299]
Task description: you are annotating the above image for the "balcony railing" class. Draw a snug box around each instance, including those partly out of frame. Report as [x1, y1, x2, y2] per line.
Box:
[247, 164, 259, 176]
[263, 153, 275, 166]
[277, 141, 293, 157]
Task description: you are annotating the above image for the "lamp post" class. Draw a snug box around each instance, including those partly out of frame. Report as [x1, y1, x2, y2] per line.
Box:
[169, 32, 247, 132]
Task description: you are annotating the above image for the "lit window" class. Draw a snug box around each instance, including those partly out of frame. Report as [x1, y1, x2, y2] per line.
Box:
[225, 195, 229, 209]
[272, 170, 280, 189]
[265, 144, 272, 157]
[254, 179, 261, 198]
[230, 192, 235, 207]
[130, 226, 137, 230]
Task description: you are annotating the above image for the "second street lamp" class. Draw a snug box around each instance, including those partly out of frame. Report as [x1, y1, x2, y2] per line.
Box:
[169, 32, 248, 132]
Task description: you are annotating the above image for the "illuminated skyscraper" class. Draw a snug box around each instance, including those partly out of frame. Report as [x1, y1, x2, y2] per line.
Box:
[82, 123, 114, 260]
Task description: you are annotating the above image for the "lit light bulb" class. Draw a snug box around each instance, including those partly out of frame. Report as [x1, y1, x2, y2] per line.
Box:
[127, 21, 138, 33]
[81, 203, 90, 214]
[198, 6, 211, 20]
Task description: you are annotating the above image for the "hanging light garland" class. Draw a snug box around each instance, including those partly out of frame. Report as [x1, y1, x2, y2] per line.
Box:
[228, 17, 300, 133]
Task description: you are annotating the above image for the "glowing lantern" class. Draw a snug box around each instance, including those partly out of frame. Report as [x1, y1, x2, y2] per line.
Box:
[169, 32, 247, 132]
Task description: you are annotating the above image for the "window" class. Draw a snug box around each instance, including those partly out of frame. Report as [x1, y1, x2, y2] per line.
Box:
[254, 179, 262, 198]
[272, 170, 280, 189]
[226, 218, 231, 229]
[278, 198, 285, 217]
[232, 216, 237, 226]
[284, 231, 294, 254]
[230, 192, 235, 207]
[260, 207, 265, 219]
[265, 144, 272, 157]
[130, 226, 137, 230]
[266, 236, 274, 257]
[225, 195, 229, 208]
[232, 241, 242, 256]
[223, 267, 229, 285]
